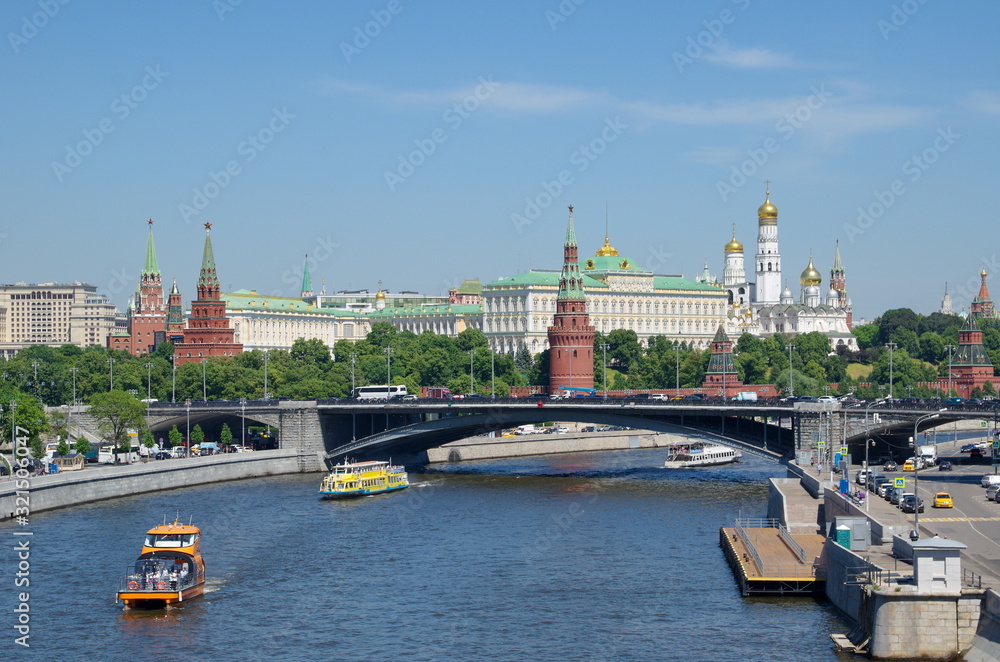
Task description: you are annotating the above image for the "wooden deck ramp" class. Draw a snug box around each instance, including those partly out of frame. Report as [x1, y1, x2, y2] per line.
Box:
[720, 518, 825, 596]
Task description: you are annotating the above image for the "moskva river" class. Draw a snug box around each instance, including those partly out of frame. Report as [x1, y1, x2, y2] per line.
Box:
[3, 448, 864, 661]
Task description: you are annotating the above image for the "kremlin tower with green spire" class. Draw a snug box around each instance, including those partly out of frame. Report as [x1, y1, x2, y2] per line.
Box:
[173, 222, 243, 365]
[547, 205, 595, 394]
[108, 219, 168, 355]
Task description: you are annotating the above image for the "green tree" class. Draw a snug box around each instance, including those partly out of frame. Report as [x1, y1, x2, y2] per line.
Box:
[191, 424, 205, 446]
[168, 425, 183, 448]
[74, 437, 91, 455]
[853, 324, 879, 350]
[290, 338, 333, 367]
[220, 423, 233, 447]
[141, 429, 155, 451]
[56, 438, 70, 457]
[89, 390, 146, 449]
[514, 344, 533, 373]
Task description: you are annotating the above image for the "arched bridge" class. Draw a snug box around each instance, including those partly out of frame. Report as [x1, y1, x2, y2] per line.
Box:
[143, 399, 998, 471]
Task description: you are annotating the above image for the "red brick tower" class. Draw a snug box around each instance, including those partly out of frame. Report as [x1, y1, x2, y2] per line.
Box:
[173, 223, 243, 365]
[702, 325, 743, 397]
[548, 206, 595, 394]
[129, 219, 167, 354]
[165, 278, 185, 342]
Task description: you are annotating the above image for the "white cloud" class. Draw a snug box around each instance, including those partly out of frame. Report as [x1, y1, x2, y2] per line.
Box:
[962, 90, 1000, 116]
[703, 40, 797, 69]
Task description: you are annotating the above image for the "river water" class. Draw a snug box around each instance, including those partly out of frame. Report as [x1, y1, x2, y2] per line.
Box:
[3, 448, 862, 661]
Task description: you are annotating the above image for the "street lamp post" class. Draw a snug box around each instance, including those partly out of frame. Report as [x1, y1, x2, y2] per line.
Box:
[171, 358, 176, 403]
[600, 343, 610, 400]
[68, 366, 78, 406]
[240, 398, 246, 448]
[385, 346, 395, 387]
[864, 437, 875, 512]
[786, 344, 796, 397]
[911, 412, 942, 539]
[944, 343, 956, 398]
[9, 401, 16, 463]
[349, 352, 357, 441]
[185, 399, 191, 455]
[349, 353, 357, 395]
[674, 343, 680, 397]
[30, 361, 39, 395]
[490, 350, 495, 399]
[107, 357, 116, 391]
[201, 359, 207, 400]
[885, 342, 898, 400]
[467, 349, 474, 394]
[145, 362, 153, 404]
[263, 351, 270, 400]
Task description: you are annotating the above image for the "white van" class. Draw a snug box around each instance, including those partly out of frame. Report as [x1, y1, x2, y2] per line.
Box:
[981, 474, 1000, 488]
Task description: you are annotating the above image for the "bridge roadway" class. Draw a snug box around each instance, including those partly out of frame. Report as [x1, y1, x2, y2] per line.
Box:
[144, 398, 999, 469]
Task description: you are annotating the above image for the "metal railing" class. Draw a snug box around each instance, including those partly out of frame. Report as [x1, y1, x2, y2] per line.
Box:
[963, 568, 983, 589]
[778, 523, 808, 564]
[733, 518, 767, 574]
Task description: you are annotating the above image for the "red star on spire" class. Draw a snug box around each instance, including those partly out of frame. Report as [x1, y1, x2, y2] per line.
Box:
[568, 205, 574, 213]
[204, 222, 213, 230]
[147, 218, 154, 226]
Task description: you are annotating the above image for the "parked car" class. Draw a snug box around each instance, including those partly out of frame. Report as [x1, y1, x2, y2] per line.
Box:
[987, 484, 1000, 502]
[868, 473, 889, 490]
[932, 493, 954, 508]
[890, 489, 906, 506]
[966, 398, 984, 406]
[796, 395, 819, 403]
[899, 397, 924, 405]
[681, 393, 707, 401]
[900, 495, 924, 513]
[982, 474, 1000, 488]
[878, 482, 894, 498]
[856, 469, 872, 485]
[817, 395, 838, 403]
[943, 397, 965, 406]
[883, 460, 899, 472]
[938, 460, 953, 471]
[153, 451, 171, 460]
[581, 426, 595, 433]
[840, 396, 861, 406]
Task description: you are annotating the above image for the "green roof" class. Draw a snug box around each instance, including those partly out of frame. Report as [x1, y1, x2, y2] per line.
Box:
[485, 270, 607, 289]
[455, 279, 482, 295]
[582, 254, 646, 273]
[652, 276, 726, 293]
[368, 304, 482, 318]
[222, 292, 364, 317]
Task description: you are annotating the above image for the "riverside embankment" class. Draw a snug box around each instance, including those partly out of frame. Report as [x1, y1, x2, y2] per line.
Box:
[0, 449, 300, 521]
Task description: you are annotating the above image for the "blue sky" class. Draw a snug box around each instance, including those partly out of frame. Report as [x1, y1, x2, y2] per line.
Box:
[2, 0, 998, 322]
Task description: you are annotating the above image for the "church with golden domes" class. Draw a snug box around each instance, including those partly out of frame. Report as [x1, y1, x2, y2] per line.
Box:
[721, 188, 857, 351]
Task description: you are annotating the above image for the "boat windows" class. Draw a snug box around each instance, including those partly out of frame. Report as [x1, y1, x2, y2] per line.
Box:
[145, 533, 198, 547]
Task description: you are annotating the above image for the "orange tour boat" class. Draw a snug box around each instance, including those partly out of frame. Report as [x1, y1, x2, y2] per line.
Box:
[116, 517, 206, 610]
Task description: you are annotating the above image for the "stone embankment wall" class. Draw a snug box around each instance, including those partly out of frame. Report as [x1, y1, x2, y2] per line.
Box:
[964, 588, 1000, 661]
[0, 450, 300, 521]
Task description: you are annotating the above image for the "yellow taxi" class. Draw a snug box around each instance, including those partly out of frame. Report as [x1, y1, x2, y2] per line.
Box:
[933, 492, 954, 508]
[903, 460, 916, 472]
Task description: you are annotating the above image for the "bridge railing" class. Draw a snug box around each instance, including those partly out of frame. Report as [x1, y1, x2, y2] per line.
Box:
[778, 523, 808, 565]
[734, 518, 768, 574]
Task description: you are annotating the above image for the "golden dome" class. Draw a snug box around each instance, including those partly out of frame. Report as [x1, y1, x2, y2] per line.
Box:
[595, 236, 619, 257]
[724, 233, 744, 253]
[800, 255, 822, 286]
[757, 189, 778, 225]
[375, 289, 386, 300]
